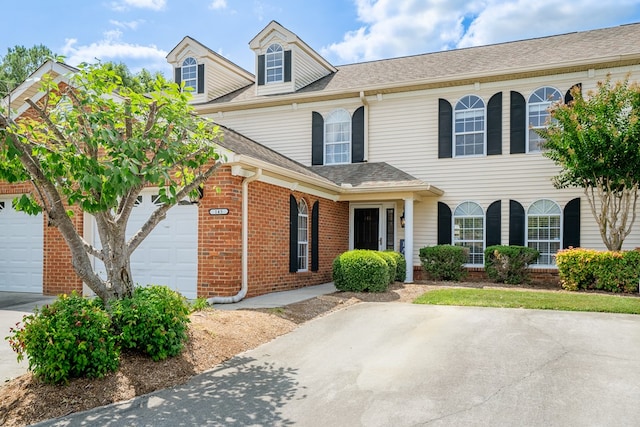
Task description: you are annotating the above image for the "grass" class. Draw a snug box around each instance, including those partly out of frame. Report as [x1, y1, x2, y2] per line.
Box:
[413, 288, 640, 314]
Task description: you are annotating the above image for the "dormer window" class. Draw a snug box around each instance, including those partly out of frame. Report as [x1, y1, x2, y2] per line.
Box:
[181, 57, 198, 91]
[265, 44, 284, 83]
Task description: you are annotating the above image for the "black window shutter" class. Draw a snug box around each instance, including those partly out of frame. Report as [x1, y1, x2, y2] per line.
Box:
[486, 200, 502, 247]
[311, 201, 319, 271]
[257, 54, 265, 86]
[487, 92, 502, 155]
[284, 50, 292, 82]
[174, 67, 181, 86]
[438, 99, 453, 159]
[197, 64, 204, 94]
[437, 202, 452, 245]
[289, 195, 298, 273]
[510, 91, 526, 154]
[312, 112, 324, 165]
[351, 106, 365, 163]
[509, 200, 525, 246]
[565, 83, 582, 105]
[563, 198, 580, 248]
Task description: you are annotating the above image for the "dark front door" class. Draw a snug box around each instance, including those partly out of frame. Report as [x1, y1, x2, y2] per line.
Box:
[354, 208, 379, 250]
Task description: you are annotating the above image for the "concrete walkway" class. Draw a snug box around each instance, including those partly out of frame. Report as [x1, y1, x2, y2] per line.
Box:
[213, 282, 337, 310]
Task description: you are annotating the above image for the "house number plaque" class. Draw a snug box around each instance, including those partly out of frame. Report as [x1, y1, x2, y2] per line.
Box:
[209, 208, 229, 215]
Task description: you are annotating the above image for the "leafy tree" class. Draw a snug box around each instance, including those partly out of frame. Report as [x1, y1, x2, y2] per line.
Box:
[103, 62, 165, 93]
[538, 76, 640, 251]
[0, 45, 55, 95]
[0, 62, 222, 303]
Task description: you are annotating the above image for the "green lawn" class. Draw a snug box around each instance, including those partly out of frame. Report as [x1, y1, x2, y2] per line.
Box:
[413, 288, 640, 314]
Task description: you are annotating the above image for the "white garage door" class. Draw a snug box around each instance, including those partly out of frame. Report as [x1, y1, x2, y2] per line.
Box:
[0, 198, 43, 293]
[92, 193, 198, 299]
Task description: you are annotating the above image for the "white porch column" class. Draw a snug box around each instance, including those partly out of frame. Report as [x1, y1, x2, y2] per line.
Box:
[403, 198, 414, 283]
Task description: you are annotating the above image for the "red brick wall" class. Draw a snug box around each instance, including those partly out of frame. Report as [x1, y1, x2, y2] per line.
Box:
[42, 209, 83, 295]
[196, 166, 350, 298]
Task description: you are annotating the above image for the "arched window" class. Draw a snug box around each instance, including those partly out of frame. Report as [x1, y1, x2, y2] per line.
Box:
[297, 199, 309, 271]
[266, 44, 284, 83]
[528, 87, 562, 152]
[181, 57, 197, 91]
[324, 109, 351, 165]
[527, 199, 561, 265]
[454, 95, 485, 156]
[453, 201, 484, 265]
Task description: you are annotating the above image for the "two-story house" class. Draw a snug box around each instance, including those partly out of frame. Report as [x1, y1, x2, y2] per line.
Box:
[2, 21, 640, 299]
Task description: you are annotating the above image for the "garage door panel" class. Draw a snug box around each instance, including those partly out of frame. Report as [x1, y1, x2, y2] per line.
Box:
[0, 199, 44, 293]
[92, 193, 198, 299]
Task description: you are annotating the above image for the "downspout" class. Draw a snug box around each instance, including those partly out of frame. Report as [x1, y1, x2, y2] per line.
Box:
[208, 168, 262, 304]
[359, 91, 369, 161]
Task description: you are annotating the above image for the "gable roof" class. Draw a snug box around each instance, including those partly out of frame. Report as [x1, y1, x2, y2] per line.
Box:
[196, 22, 640, 112]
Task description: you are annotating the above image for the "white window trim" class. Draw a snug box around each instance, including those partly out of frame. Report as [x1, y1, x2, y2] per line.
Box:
[452, 201, 485, 266]
[324, 108, 352, 165]
[265, 44, 284, 84]
[526, 198, 562, 267]
[526, 86, 562, 153]
[297, 198, 309, 272]
[181, 57, 198, 92]
[453, 95, 486, 158]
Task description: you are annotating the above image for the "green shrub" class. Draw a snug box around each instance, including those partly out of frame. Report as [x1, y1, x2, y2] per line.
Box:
[6, 292, 119, 384]
[377, 251, 397, 284]
[385, 250, 406, 282]
[419, 245, 468, 281]
[332, 249, 390, 292]
[110, 285, 191, 361]
[557, 248, 640, 293]
[190, 297, 211, 312]
[484, 245, 540, 285]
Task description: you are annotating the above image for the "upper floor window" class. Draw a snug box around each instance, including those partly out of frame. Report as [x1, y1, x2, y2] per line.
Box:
[297, 199, 309, 271]
[266, 44, 284, 84]
[527, 199, 561, 266]
[324, 109, 351, 165]
[453, 201, 484, 265]
[454, 95, 485, 156]
[181, 57, 197, 92]
[528, 86, 562, 152]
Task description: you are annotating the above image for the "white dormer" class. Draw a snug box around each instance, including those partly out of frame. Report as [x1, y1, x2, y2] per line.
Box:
[249, 21, 336, 97]
[166, 36, 254, 103]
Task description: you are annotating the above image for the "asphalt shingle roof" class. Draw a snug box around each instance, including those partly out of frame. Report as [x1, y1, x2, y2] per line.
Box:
[203, 23, 640, 106]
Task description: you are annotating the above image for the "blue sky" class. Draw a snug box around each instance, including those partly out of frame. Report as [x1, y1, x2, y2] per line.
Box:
[5, 0, 640, 78]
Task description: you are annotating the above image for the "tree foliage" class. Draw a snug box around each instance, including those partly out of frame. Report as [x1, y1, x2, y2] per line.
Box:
[538, 76, 640, 250]
[0, 45, 55, 95]
[0, 62, 222, 303]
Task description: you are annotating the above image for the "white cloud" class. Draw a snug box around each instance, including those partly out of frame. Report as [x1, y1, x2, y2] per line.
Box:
[322, 0, 640, 65]
[61, 37, 170, 76]
[109, 19, 145, 30]
[209, 0, 227, 10]
[109, 0, 166, 11]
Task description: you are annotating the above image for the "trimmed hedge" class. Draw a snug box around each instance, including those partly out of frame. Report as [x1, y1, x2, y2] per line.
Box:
[419, 245, 468, 281]
[332, 250, 390, 292]
[377, 251, 397, 284]
[385, 250, 406, 282]
[484, 245, 540, 285]
[110, 285, 191, 361]
[6, 292, 119, 384]
[557, 248, 640, 293]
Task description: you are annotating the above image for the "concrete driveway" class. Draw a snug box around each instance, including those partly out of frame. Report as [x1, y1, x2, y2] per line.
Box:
[0, 292, 57, 382]
[35, 302, 640, 426]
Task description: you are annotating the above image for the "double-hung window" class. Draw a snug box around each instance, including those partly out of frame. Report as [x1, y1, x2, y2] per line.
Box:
[324, 109, 351, 165]
[266, 44, 284, 84]
[453, 201, 484, 265]
[527, 199, 561, 265]
[297, 199, 309, 271]
[454, 95, 485, 156]
[181, 57, 197, 92]
[528, 87, 562, 152]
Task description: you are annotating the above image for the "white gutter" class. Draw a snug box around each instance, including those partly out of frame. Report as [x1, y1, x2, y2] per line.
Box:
[208, 168, 262, 304]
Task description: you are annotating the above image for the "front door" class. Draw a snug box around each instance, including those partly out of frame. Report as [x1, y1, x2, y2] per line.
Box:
[354, 208, 379, 250]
